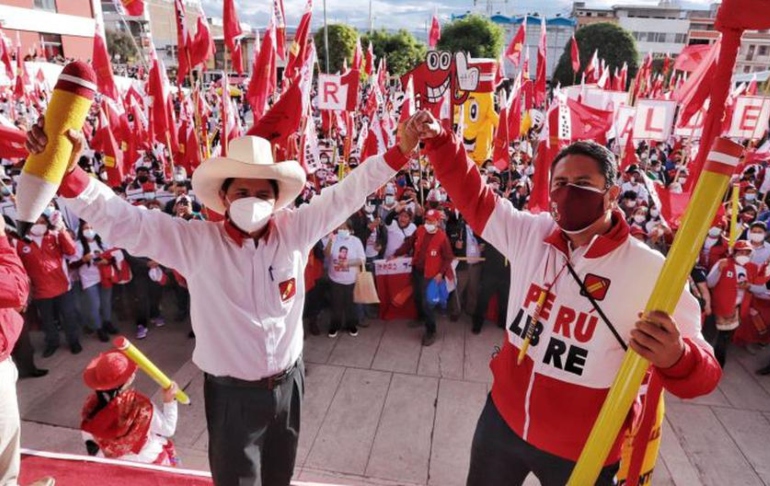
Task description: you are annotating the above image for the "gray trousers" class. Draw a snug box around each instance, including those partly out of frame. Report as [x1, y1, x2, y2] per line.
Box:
[204, 359, 304, 486]
[467, 395, 619, 486]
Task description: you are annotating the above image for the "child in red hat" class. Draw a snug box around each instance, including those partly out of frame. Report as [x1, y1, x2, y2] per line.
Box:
[80, 350, 180, 466]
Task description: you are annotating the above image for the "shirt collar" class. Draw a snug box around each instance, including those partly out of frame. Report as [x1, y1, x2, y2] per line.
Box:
[223, 216, 275, 247]
[543, 209, 630, 260]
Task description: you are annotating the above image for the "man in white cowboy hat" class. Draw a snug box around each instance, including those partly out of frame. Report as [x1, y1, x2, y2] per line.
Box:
[25, 119, 420, 486]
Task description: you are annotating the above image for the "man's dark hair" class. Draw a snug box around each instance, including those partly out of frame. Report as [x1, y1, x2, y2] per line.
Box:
[550, 141, 617, 189]
[221, 178, 279, 198]
[750, 221, 767, 231]
[621, 190, 638, 201]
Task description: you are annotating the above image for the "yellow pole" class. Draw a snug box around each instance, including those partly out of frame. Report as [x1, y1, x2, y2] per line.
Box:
[567, 137, 744, 484]
[114, 336, 191, 405]
[729, 183, 740, 251]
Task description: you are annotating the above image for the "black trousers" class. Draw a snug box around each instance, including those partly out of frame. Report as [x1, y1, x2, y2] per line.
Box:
[472, 273, 510, 330]
[329, 281, 357, 332]
[11, 314, 37, 375]
[131, 278, 162, 326]
[35, 291, 79, 348]
[412, 270, 437, 334]
[467, 395, 619, 486]
[204, 359, 304, 486]
[714, 329, 734, 368]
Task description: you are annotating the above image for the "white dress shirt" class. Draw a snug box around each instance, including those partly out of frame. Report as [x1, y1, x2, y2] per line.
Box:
[62, 154, 398, 380]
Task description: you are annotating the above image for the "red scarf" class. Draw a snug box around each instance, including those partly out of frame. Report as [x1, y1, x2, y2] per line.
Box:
[81, 390, 153, 458]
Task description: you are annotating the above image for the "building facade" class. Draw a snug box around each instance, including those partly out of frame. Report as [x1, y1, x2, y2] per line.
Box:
[0, 0, 98, 61]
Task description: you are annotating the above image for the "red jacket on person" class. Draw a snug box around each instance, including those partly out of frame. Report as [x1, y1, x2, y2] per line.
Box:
[16, 230, 76, 300]
[396, 225, 454, 279]
[0, 235, 30, 362]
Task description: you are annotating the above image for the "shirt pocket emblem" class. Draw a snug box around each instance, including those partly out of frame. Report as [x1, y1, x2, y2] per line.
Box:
[279, 278, 296, 302]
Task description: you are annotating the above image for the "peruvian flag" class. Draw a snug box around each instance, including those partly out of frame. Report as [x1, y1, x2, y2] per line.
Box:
[570, 34, 580, 74]
[505, 18, 526, 67]
[428, 14, 441, 48]
[534, 17, 547, 106]
[247, 15, 277, 124]
[508, 73, 523, 140]
[284, 0, 313, 82]
[92, 29, 119, 101]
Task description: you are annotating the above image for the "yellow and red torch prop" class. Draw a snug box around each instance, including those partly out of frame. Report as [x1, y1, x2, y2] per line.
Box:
[568, 137, 744, 484]
[728, 183, 740, 251]
[114, 337, 191, 405]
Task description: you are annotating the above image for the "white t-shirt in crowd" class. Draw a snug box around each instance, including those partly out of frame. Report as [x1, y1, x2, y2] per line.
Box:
[365, 217, 381, 259]
[72, 239, 104, 290]
[328, 234, 366, 285]
[384, 221, 416, 259]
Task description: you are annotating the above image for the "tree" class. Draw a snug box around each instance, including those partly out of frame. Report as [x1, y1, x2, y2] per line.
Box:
[314, 24, 359, 74]
[105, 29, 139, 63]
[361, 29, 426, 77]
[436, 14, 504, 59]
[553, 23, 639, 88]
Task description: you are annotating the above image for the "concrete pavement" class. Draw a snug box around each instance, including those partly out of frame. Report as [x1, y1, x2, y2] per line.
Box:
[16, 312, 770, 485]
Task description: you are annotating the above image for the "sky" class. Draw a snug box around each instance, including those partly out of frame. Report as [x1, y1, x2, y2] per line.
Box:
[200, 0, 715, 35]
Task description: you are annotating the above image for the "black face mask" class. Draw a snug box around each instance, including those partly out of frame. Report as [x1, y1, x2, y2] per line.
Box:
[137, 175, 149, 183]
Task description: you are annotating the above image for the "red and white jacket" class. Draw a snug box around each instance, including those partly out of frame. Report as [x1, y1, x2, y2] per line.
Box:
[16, 230, 76, 300]
[0, 236, 29, 362]
[426, 130, 722, 464]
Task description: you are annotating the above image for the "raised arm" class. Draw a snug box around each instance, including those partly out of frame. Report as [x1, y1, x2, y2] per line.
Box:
[288, 146, 414, 253]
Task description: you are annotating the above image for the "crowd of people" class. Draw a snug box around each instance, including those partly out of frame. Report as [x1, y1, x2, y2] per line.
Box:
[0, 57, 765, 486]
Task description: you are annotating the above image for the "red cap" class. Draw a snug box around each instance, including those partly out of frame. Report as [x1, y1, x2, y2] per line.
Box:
[425, 209, 441, 222]
[54, 61, 96, 100]
[83, 350, 137, 391]
[734, 240, 753, 252]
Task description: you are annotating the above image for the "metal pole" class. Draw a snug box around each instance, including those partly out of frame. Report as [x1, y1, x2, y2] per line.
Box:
[323, 0, 330, 73]
[369, 0, 373, 34]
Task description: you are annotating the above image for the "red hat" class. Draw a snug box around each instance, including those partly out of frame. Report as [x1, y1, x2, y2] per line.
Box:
[733, 240, 753, 252]
[83, 350, 137, 391]
[424, 209, 441, 222]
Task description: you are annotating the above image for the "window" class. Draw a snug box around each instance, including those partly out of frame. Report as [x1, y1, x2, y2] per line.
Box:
[102, 1, 119, 13]
[675, 33, 687, 43]
[33, 0, 56, 11]
[759, 45, 769, 56]
[40, 33, 62, 60]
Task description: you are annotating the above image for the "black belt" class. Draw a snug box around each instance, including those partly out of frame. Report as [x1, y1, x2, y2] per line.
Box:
[205, 359, 299, 390]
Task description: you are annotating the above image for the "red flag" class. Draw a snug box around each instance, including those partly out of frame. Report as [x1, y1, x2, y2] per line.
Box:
[508, 74, 523, 139]
[618, 62, 628, 92]
[492, 92, 511, 171]
[284, 0, 313, 82]
[352, 38, 363, 72]
[92, 105, 125, 187]
[231, 40, 244, 75]
[120, 0, 144, 16]
[672, 44, 711, 72]
[173, 0, 192, 84]
[570, 35, 580, 74]
[534, 17, 547, 107]
[505, 19, 526, 68]
[92, 31, 119, 101]
[565, 98, 614, 144]
[190, 15, 214, 68]
[584, 49, 598, 83]
[377, 58, 388, 94]
[272, 0, 287, 61]
[0, 125, 28, 159]
[147, 58, 170, 144]
[399, 75, 415, 123]
[0, 29, 13, 78]
[621, 129, 637, 172]
[672, 37, 720, 127]
[223, 0, 243, 53]
[365, 42, 375, 77]
[747, 74, 758, 95]
[247, 18, 276, 124]
[428, 14, 441, 48]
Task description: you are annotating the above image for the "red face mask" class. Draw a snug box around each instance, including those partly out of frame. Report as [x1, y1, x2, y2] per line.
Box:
[550, 184, 607, 233]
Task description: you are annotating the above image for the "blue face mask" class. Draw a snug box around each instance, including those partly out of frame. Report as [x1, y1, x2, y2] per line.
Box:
[0, 188, 10, 197]
[43, 207, 54, 217]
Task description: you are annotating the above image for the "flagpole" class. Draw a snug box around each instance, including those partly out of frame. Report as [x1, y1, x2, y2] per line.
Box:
[115, 10, 150, 72]
[323, 0, 330, 73]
